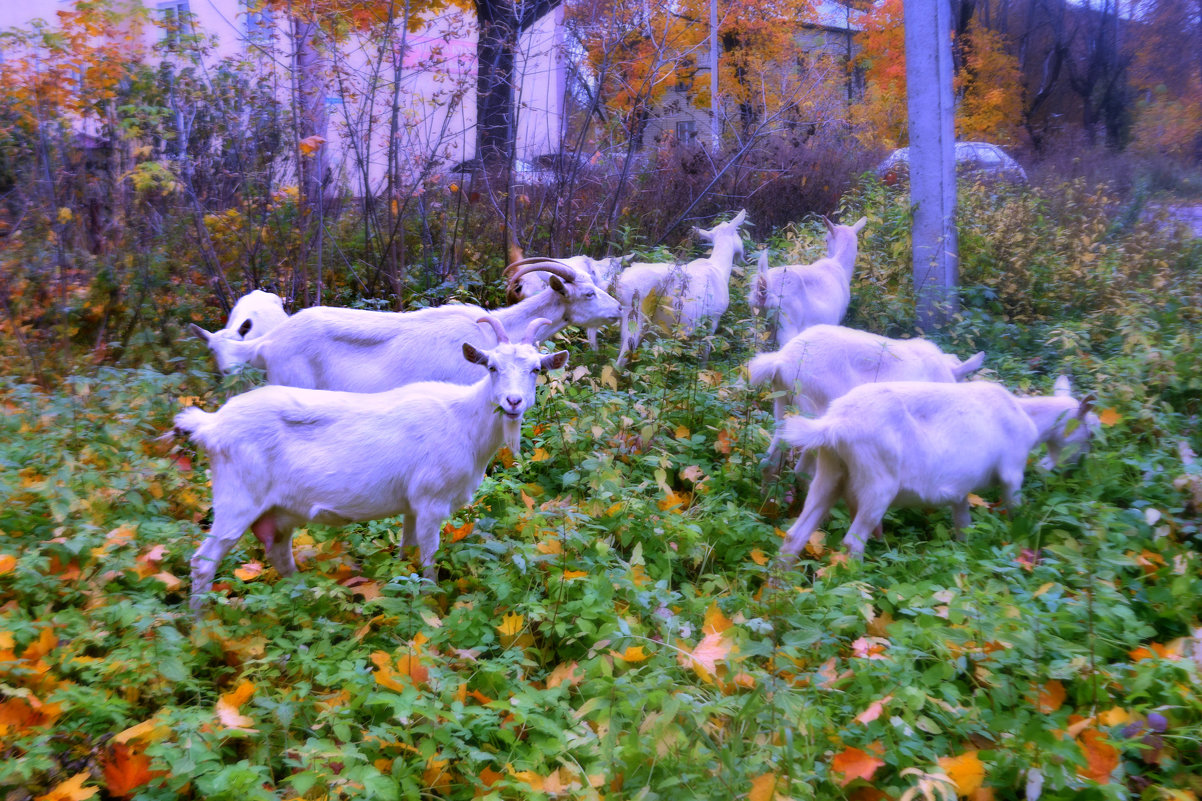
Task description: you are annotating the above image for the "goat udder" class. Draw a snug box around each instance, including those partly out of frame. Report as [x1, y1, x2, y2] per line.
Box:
[251, 514, 277, 549]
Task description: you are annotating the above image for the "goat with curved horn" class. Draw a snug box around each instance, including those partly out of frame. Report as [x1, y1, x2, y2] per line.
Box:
[505, 262, 579, 290]
[522, 317, 554, 344]
[476, 316, 509, 343]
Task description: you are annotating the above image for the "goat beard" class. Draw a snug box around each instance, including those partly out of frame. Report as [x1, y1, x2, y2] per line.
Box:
[502, 415, 523, 456]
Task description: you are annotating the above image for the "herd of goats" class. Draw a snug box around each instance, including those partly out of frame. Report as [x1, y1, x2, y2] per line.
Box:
[180, 210, 1099, 612]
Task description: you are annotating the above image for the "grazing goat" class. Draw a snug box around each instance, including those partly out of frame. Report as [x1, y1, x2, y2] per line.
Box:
[192, 290, 289, 374]
[191, 262, 618, 391]
[775, 377, 1096, 561]
[505, 255, 629, 350]
[748, 216, 867, 348]
[174, 316, 569, 611]
[748, 324, 985, 476]
[614, 210, 750, 368]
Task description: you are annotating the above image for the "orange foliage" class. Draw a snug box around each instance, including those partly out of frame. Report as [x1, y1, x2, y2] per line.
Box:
[831, 745, 885, 787]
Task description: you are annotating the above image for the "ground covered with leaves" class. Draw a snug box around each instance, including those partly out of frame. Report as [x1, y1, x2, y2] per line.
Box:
[2, 181, 1201, 800]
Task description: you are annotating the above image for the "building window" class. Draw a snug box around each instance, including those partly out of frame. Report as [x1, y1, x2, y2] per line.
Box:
[675, 119, 697, 142]
[244, 0, 275, 44]
[158, 1, 191, 50]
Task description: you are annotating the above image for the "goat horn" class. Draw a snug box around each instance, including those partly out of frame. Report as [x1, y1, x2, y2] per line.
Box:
[505, 262, 578, 290]
[522, 317, 553, 344]
[476, 316, 509, 344]
[504, 257, 578, 275]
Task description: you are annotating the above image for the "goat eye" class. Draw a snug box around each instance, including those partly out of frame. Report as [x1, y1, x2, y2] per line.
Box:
[488, 365, 497, 373]
[584, 290, 595, 298]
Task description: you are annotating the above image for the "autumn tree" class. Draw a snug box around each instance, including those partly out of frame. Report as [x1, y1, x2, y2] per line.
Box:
[1127, 0, 1202, 158]
[854, 0, 1025, 147]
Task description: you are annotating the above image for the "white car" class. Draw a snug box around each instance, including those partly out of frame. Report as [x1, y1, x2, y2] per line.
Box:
[876, 141, 1027, 184]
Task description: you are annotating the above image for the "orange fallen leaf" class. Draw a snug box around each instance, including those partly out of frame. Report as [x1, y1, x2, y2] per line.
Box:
[561, 569, 588, 580]
[715, 429, 733, 455]
[444, 520, 474, 543]
[215, 680, 257, 731]
[113, 715, 168, 745]
[938, 750, 985, 796]
[681, 631, 736, 682]
[497, 613, 525, 637]
[530, 447, 551, 462]
[611, 645, 648, 663]
[704, 602, 734, 634]
[1097, 408, 1121, 426]
[1036, 679, 1066, 713]
[535, 538, 563, 555]
[0, 554, 17, 574]
[1078, 728, 1118, 784]
[546, 661, 582, 689]
[749, 770, 779, 801]
[966, 493, 989, 507]
[855, 695, 893, 724]
[749, 549, 769, 566]
[831, 746, 885, 787]
[233, 562, 263, 582]
[103, 743, 163, 798]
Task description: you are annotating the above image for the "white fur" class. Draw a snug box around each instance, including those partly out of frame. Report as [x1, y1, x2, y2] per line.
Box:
[192, 290, 288, 373]
[195, 274, 619, 390]
[748, 324, 985, 475]
[508, 255, 629, 350]
[614, 210, 750, 368]
[748, 217, 867, 348]
[174, 330, 569, 611]
[775, 376, 1096, 560]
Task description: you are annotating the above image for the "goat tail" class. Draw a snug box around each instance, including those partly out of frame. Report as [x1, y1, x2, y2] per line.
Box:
[172, 406, 214, 445]
[746, 352, 780, 388]
[777, 414, 829, 452]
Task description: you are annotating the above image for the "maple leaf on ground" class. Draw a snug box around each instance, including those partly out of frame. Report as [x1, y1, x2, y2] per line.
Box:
[1077, 728, 1119, 784]
[680, 631, 737, 683]
[0, 553, 15, 574]
[103, 743, 164, 798]
[611, 645, 648, 663]
[831, 745, 885, 787]
[938, 750, 985, 796]
[1034, 680, 1066, 713]
[215, 679, 257, 731]
[546, 661, 583, 689]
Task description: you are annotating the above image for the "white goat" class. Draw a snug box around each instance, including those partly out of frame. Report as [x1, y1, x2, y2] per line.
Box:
[748, 216, 867, 348]
[774, 377, 1097, 562]
[505, 255, 629, 350]
[192, 262, 619, 391]
[747, 324, 985, 475]
[174, 316, 568, 611]
[614, 210, 750, 367]
[192, 290, 289, 374]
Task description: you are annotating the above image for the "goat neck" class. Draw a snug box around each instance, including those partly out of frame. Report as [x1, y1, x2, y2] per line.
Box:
[1015, 396, 1079, 446]
[826, 231, 860, 283]
[493, 286, 568, 342]
[705, 230, 744, 278]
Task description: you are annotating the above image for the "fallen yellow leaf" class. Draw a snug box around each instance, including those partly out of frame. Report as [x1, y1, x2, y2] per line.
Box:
[1098, 408, 1121, 426]
[939, 750, 985, 796]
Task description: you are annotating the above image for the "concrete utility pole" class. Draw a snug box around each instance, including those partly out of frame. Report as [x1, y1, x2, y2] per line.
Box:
[904, 0, 959, 330]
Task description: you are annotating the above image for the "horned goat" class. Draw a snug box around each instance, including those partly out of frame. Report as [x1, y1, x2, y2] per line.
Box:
[174, 316, 569, 611]
[747, 324, 984, 476]
[192, 290, 289, 374]
[748, 216, 867, 348]
[774, 377, 1097, 562]
[192, 262, 618, 391]
[505, 255, 629, 350]
[614, 210, 750, 368]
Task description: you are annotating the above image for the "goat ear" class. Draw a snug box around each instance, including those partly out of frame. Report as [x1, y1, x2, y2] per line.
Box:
[541, 350, 569, 371]
[190, 323, 212, 343]
[462, 342, 489, 365]
[822, 215, 835, 233]
[1053, 375, 1072, 397]
[237, 319, 253, 338]
[548, 275, 566, 294]
[953, 351, 986, 379]
[851, 216, 868, 233]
